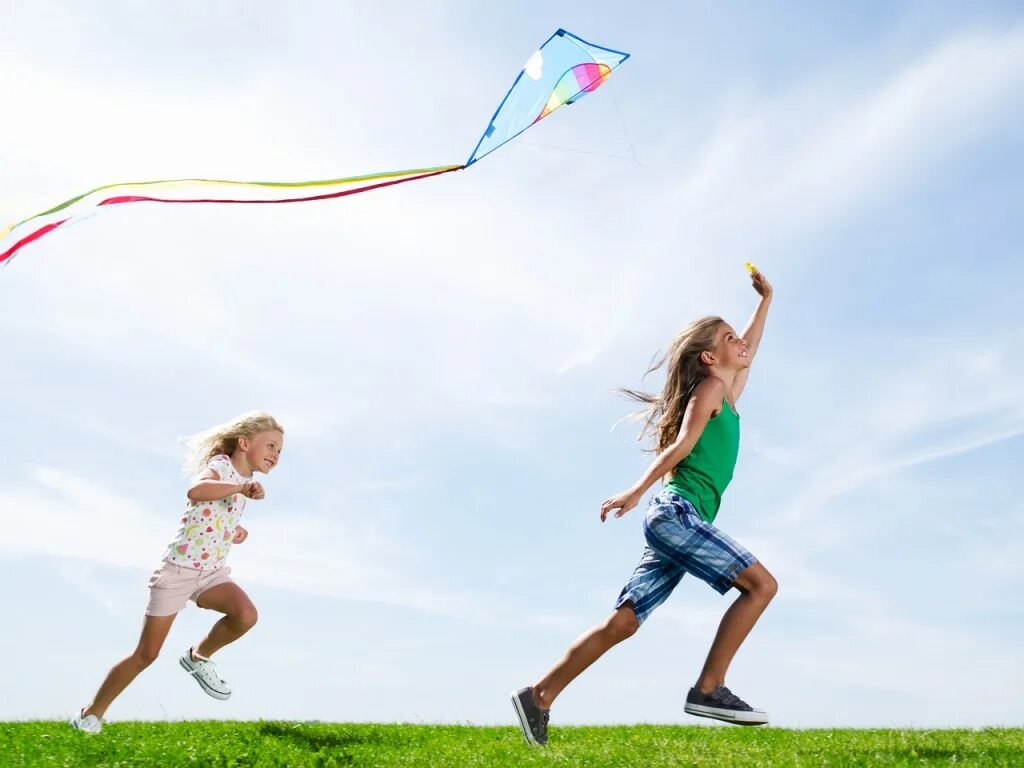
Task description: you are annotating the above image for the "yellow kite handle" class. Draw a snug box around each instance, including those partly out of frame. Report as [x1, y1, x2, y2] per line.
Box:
[745, 261, 758, 275]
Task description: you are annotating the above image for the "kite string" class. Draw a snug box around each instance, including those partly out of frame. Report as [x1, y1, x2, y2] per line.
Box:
[517, 84, 644, 166]
[516, 141, 639, 163]
[609, 84, 645, 167]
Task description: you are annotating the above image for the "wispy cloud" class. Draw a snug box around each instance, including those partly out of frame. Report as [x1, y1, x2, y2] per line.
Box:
[765, 339, 1024, 523]
[665, 25, 1024, 258]
[0, 467, 488, 619]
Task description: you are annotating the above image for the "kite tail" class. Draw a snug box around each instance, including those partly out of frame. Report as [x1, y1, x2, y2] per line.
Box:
[0, 164, 464, 266]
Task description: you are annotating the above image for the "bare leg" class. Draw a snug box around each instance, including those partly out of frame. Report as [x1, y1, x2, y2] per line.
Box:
[82, 613, 177, 720]
[192, 582, 258, 659]
[532, 605, 639, 710]
[695, 562, 777, 692]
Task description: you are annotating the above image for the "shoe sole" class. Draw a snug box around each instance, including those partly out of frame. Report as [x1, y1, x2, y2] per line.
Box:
[179, 656, 232, 700]
[684, 702, 769, 726]
[510, 691, 540, 746]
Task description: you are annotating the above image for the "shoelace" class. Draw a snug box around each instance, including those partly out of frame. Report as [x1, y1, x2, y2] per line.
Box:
[189, 658, 223, 683]
[713, 686, 749, 709]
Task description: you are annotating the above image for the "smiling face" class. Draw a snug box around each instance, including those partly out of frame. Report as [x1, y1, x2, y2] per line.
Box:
[241, 430, 284, 474]
[709, 323, 750, 371]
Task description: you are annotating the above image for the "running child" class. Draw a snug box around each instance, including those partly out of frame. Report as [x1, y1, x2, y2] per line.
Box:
[513, 270, 776, 744]
[70, 411, 284, 733]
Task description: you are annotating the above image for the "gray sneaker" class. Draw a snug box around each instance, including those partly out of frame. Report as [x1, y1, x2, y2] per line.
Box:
[684, 685, 769, 725]
[511, 686, 549, 746]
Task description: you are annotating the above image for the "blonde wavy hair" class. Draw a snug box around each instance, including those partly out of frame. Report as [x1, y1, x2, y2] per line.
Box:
[620, 316, 724, 454]
[182, 411, 284, 476]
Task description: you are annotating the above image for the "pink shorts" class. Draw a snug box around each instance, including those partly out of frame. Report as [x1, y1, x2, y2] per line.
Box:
[145, 561, 235, 617]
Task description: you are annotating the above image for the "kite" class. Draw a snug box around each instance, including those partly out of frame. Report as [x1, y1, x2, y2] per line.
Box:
[0, 29, 629, 266]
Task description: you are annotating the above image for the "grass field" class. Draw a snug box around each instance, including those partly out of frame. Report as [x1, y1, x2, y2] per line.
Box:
[2, 722, 1022, 767]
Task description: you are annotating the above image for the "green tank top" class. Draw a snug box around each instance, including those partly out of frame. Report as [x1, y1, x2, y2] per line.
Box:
[666, 399, 739, 523]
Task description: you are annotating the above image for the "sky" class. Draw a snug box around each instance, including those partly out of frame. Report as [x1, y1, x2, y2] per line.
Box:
[1, 1, 1022, 729]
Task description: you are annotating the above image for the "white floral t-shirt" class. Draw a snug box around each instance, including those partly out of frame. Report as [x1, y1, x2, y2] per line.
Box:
[164, 455, 249, 570]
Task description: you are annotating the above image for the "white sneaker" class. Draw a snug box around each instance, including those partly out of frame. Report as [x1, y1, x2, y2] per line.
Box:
[179, 648, 232, 700]
[69, 709, 102, 734]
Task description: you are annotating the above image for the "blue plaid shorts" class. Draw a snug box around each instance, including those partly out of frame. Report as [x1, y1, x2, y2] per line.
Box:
[615, 491, 757, 625]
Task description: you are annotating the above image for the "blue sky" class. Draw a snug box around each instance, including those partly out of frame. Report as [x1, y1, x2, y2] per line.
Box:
[1, 1, 1022, 728]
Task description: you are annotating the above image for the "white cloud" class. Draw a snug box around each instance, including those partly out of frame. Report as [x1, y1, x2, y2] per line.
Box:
[664, 25, 1024, 259]
[0, 467, 486, 619]
[767, 338, 1024, 524]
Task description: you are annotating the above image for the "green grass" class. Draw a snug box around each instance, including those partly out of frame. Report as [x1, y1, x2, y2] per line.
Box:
[2, 722, 1022, 767]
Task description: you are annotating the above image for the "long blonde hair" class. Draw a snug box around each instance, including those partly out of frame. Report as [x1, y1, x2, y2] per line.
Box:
[183, 411, 284, 476]
[620, 316, 723, 454]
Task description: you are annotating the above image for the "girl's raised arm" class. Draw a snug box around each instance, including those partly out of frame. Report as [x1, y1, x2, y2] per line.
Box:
[731, 270, 773, 403]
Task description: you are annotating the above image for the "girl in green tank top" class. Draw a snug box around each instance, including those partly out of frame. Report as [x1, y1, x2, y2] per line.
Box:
[514, 267, 779, 742]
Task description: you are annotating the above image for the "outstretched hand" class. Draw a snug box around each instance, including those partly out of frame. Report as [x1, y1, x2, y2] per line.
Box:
[601, 489, 641, 522]
[232, 525, 249, 544]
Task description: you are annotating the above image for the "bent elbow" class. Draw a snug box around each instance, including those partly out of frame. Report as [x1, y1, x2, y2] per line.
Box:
[666, 443, 692, 467]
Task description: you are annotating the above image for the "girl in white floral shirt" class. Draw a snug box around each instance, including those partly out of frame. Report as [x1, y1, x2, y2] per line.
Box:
[71, 412, 284, 734]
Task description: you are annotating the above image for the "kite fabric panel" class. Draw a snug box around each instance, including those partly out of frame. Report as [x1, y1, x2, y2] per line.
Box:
[0, 29, 629, 266]
[466, 29, 630, 166]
